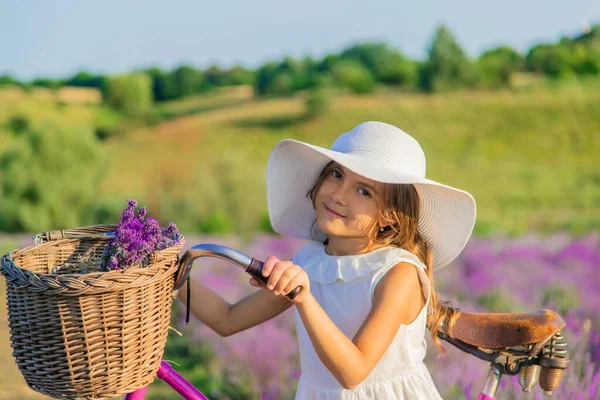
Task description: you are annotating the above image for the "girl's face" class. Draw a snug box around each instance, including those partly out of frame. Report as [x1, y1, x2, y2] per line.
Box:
[314, 163, 383, 247]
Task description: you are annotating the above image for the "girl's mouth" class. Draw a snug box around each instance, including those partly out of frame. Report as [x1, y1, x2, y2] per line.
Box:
[324, 204, 345, 218]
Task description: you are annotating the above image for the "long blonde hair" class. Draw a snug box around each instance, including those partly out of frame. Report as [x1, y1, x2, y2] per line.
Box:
[307, 161, 459, 353]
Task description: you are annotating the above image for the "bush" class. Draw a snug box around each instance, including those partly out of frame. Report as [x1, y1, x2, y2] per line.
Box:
[526, 44, 575, 78]
[172, 65, 206, 97]
[105, 72, 153, 114]
[477, 46, 525, 88]
[340, 42, 417, 87]
[304, 87, 330, 118]
[267, 72, 294, 96]
[332, 61, 377, 94]
[0, 121, 105, 232]
[6, 114, 30, 134]
[255, 62, 279, 96]
[0, 75, 21, 86]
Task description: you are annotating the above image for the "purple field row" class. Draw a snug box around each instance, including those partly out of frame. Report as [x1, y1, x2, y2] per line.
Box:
[173, 233, 599, 399]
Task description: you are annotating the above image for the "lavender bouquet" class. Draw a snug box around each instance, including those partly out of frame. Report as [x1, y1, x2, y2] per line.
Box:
[100, 199, 180, 272]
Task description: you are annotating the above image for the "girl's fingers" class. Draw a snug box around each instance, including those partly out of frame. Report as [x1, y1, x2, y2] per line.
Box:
[266, 262, 287, 290]
[281, 275, 303, 296]
[273, 269, 299, 295]
[262, 255, 280, 278]
[260, 258, 305, 297]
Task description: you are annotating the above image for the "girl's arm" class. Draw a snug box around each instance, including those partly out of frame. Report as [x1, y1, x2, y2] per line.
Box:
[177, 277, 294, 337]
[295, 262, 423, 389]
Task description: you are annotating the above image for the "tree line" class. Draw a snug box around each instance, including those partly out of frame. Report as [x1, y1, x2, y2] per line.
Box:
[1, 24, 599, 110]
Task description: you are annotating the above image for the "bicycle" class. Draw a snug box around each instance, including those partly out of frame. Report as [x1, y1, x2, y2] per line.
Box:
[122, 243, 571, 400]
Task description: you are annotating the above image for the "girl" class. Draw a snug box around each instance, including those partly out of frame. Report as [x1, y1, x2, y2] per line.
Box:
[179, 121, 476, 399]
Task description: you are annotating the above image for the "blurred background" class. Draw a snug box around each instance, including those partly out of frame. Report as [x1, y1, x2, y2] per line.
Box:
[0, 1, 599, 398]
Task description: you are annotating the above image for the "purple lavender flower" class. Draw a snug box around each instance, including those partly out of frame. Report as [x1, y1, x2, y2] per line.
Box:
[100, 199, 180, 271]
[172, 232, 599, 398]
[138, 206, 147, 220]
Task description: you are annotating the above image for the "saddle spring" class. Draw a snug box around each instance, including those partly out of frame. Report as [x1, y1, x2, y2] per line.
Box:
[518, 331, 569, 395]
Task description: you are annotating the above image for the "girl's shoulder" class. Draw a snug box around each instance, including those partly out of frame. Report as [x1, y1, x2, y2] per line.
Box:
[292, 241, 427, 284]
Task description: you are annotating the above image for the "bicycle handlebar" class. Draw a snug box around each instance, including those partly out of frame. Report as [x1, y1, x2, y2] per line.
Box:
[174, 244, 301, 300]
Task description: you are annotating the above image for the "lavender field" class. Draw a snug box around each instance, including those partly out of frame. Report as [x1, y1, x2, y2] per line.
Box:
[1, 233, 598, 399]
[147, 233, 600, 400]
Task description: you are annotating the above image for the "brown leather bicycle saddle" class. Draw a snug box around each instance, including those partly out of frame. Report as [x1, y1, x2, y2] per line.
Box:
[443, 309, 565, 349]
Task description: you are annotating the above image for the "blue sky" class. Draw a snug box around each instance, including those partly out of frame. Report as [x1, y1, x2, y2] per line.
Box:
[2, 0, 599, 80]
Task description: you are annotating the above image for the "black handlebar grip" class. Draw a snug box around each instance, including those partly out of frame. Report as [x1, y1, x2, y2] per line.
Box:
[246, 259, 302, 300]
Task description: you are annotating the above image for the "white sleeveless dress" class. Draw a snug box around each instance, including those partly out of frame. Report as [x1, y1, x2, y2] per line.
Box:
[291, 241, 443, 400]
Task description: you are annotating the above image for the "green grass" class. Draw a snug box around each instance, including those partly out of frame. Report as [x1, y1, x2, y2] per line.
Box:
[1, 81, 598, 236]
[104, 84, 599, 236]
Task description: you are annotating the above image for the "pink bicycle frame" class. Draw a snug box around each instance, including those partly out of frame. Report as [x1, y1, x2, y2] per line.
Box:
[124, 360, 209, 400]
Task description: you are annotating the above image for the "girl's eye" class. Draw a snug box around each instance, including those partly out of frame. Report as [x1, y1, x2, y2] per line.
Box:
[358, 188, 371, 197]
[331, 170, 342, 179]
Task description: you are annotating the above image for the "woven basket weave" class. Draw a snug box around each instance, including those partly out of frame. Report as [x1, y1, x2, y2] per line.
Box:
[0, 224, 184, 399]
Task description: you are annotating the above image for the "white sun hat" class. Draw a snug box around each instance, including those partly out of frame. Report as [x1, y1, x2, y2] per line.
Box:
[266, 121, 476, 271]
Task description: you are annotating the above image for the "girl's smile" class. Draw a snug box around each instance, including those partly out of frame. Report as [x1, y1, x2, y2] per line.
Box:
[323, 203, 345, 218]
[314, 163, 384, 254]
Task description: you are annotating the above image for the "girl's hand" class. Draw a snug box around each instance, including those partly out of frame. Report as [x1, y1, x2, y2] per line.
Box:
[249, 255, 310, 304]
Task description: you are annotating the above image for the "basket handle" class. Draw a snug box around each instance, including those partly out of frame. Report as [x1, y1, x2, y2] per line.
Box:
[35, 224, 118, 245]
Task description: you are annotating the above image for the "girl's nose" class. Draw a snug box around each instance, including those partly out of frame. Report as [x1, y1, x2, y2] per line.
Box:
[330, 183, 348, 205]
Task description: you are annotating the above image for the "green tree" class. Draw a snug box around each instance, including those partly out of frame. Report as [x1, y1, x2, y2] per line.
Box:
[145, 67, 178, 102]
[332, 61, 377, 94]
[316, 54, 341, 73]
[105, 72, 153, 113]
[421, 25, 475, 92]
[376, 54, 418, 87]
[203, 65, 223, 90]
[224, 65, 256, 86]
[0, 75, 21, 86]
[284, 56, 320, 92]
[172, 65, 205, 97]
[525, 44, 574, 78]
[255, 57, 320, 96]
[577, 49, 600, 74]
[0, 121, 104, 232]
[569, 43, 600, 75]
[524, 25, 600, 78]
[477, 46, 525, 87]
[255, 62, 279, 95]
[340, 43, 417, 87]
[64, 71, 106, 91]
[270, 57, 314, 94]
[31, 77, 62, 89]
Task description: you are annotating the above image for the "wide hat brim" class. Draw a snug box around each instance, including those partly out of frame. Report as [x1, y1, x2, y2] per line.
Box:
[266, 139, 476, 271]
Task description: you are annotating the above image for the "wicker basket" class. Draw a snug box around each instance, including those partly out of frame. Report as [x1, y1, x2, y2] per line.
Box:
[0, 224, 185, 399]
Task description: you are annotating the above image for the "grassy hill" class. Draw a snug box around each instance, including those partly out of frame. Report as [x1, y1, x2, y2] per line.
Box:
[1, 81, 598, 236]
